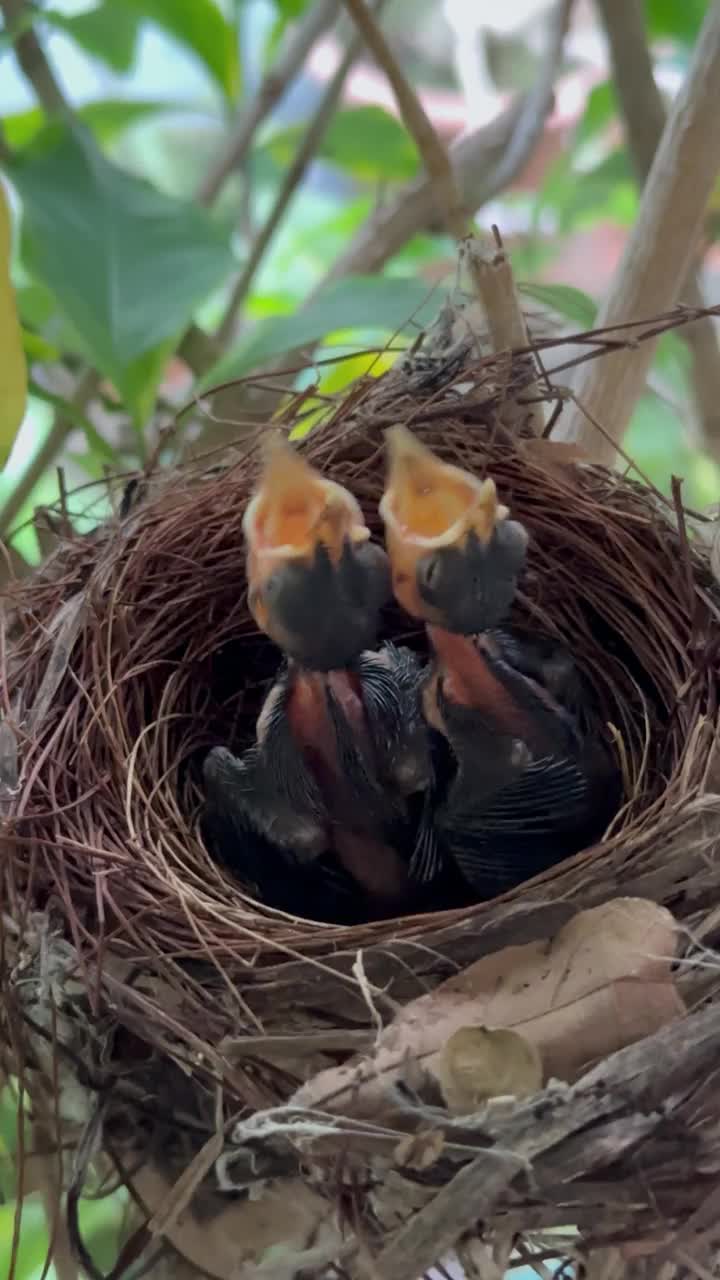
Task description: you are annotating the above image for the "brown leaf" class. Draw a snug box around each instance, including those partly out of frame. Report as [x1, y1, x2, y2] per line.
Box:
[292, 898, 683, 1123]
[434, 1026, 542, 1113]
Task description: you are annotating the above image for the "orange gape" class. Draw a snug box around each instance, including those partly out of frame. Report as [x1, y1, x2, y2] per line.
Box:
[243, 433, 371, 640]
[378, 425, 506, 623]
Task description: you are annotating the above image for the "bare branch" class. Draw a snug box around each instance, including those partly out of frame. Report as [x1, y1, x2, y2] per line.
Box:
[0, 0, 69, 116]
[216, 2, 386, 347]
[198, 0, 341, 207]
[0, 371, 100, 540]
[595, 0, 720, 462]
[341, 0, 468, 240]
[558, 1, 720, 466]
[320, 0, 567, 285]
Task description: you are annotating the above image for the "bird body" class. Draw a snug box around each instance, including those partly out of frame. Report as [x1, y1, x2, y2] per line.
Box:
[203, 426, 621, 922]
[202, 434, 433, 922]
[379, 427, 621, 901]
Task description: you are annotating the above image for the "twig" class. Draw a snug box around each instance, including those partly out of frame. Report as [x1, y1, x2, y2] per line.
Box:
[0, 0, 69, 116]
[595, 0, 720, 462]
[0, 370, 99, 540]
[198, 0, 341, 206]
[33, 1118, 78, 1280]
[341, 0, 468, 240]
[558, 1, 720, 465]
[320, 0, 567, 284]
[215, 1, 385, 346]
[179, 101, 528, 383]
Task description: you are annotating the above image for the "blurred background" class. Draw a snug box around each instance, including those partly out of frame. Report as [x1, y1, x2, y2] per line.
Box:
[0, 0, 719, 1273]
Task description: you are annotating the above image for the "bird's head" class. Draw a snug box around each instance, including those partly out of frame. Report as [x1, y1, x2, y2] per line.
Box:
[379, 425, 528, 634]
[244, 434, 390, 670]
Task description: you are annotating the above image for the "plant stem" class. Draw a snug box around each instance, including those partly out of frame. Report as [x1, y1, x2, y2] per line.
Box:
[595, 0, 720, 463]
[558, 0, 720, 465]
[198, 0, 341, 206]
[0, 0, 69, 115]
[0, 371, 99, 540]
[216, 1, 386, 346]
[341, 0, 469, 240]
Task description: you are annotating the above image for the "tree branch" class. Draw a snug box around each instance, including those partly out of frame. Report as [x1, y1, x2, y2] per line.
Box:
[341, 0, 469, 240]
[595, 0, 720, 462]
[215, 2, 386, 347]
[0, 371, 99, 540]
[557, 1, 720, 466]
[198, 0, 341, 207]
[319, 0, 567, 285]
[0, 0, 69, 116]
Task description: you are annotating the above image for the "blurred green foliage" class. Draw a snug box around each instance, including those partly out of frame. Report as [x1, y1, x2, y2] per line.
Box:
[0, 0, 717, 573]
[0, 1081, 128, 1279]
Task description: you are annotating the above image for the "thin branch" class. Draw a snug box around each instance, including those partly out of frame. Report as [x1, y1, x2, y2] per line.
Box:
[0, 370, 99, 540]
[558, 0, 720, 466]
[341, 0, 468, 240]
[216, 2, 386, 346]
[179, 102, 529, 382]
[319, 0, 567, 285]
[595, 0, 720, 462]
[198, 0, 341, 206]
[0, 0, 69, 116]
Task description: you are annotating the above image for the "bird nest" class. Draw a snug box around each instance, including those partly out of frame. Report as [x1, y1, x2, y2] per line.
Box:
[2, 301, 720, 1280]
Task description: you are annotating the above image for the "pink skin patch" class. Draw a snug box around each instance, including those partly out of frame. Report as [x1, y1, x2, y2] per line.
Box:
[427, 626, 536, 742]
[286, 671, 410, 901]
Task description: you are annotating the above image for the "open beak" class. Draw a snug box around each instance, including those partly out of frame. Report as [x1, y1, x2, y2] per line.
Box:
[379, 425, 527, 634]
[244, 434, 388, 668]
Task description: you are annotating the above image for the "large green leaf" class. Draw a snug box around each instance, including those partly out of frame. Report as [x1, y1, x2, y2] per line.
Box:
[4, 99, 180, 151]
[11, 127, 234, 392]
[266, 106, 419, 183]
[125, 0, 241, 100]
[43, 3, 140, 73]
[201, 275, 442, 387]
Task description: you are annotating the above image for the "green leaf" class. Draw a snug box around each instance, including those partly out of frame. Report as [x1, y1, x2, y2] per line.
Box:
[43, 3, 140, 73]
[518, 281, 597, 329]
[645, 0, 708, 45]
[272, 0, 308, 14]
[21, 326, 60, 362]
[201, 275, 441, 387]
[125, 0, 241, 100]
[11, 127, 234, 395]
[4, 99, 179, 150]
[266, 106, 419, 182]
[575, 80, 617, 146]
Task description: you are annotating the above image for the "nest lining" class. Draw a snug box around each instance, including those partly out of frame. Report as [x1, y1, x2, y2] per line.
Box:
[2, 324, 720, 1269]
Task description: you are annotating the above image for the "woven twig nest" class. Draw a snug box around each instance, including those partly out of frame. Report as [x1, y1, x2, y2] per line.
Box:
[2, 306, 720, 1280]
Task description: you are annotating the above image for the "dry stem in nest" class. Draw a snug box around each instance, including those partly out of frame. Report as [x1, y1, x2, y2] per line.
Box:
[1, 300, 720, 1277]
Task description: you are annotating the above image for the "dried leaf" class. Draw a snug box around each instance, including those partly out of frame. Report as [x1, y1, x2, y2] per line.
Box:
[293, 899, 683, 1123]
[522, 437, 589, 472]
[434, 1026, 542, 1113]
